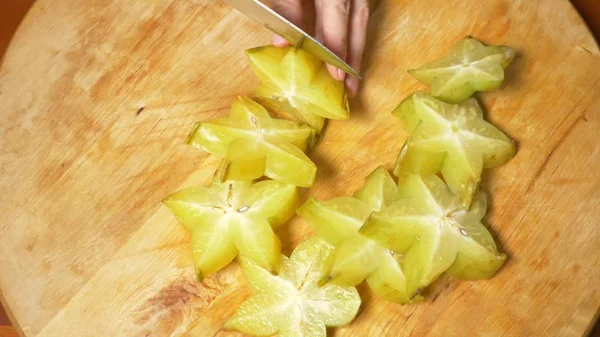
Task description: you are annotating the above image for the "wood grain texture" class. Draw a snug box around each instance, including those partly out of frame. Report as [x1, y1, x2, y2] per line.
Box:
[0, 0, 599, 336]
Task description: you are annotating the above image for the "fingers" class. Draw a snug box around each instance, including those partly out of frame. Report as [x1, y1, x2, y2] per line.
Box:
[320, 0, 351, 81]
[272, 35, 291, 47]
[345, 0, 370, 97]
[271, 0, 304, 47]
[314, 0, 324, 42]
[273, 0, 369, 97]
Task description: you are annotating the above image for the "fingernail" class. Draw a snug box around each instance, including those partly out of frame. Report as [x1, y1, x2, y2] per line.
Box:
[327, 65, 341, 81]
[337, 69, 346, 81]
[272, 35, 289, 47]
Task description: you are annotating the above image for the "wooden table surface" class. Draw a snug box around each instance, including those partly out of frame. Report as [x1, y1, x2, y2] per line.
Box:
[0, 0, 599, 337]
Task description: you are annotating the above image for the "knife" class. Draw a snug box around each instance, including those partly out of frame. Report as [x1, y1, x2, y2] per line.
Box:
[224, 0, 362, 79]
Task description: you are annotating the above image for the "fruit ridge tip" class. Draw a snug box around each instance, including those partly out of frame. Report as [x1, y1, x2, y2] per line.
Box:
[244, 46, 260, 55]
[317, 275, 332, 287]
[221, 319, 235, 331]
[196, 270, 205, 283]
[161, 193, 179, 205]
[184, 122, 202, 145]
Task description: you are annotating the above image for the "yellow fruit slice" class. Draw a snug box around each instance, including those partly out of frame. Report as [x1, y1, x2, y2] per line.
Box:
[320, 236, 387, 287]
[403, 223, 460, 297]
[262, 139, 317, 187]
[298, 167, 416, 304]
[254, 83, 327, 136]
[244, 179, 300, 229]
[161, 183, 228, 232]
[297, 197, 372, 246]
[224, 237, 361, 337]
[409, 37, 515, 103]
[189, 216, 238, 281]
[247, 46, 350, 134]
[366, 251, 423, 304]
[163, 180, 299, 279]
[186, 118, 252, 156]
[224, 138, 266, 181]
[187, 97, 317, 187]
[358, 196, 437, 254]
[446, 192, 507, 280]
[262, 118, 315, 150]
[353, 166, 398, 212]
[445, 219, 507, 280]
[392, 92, 516, 208]
[231, 215, 282, 273]
[360, 174, 506, 295]
[245, 45, 289, 89]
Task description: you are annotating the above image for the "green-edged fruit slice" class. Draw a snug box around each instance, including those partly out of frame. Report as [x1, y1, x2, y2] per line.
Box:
[247, 45, 350, 134]
[392, 92, 516, 209]
[409, 37, 515, 103]
[360, 174, 506, 296]
[163, 180, 299, 280]
[224, 237, 361, 337]
[366, 251, 423, 304]
[297, 196, 372, 246]
[298, 167, 418, 304]
[187, 96, 317, 187]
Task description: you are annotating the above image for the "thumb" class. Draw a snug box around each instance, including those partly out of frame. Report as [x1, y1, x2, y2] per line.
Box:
[271, 0, 303, 47]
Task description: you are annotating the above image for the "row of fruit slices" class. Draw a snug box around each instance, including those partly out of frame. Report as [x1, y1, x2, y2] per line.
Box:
[163, 37, 517, 337]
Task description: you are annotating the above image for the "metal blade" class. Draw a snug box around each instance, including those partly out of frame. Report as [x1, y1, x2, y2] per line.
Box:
[224, 0, 361, 78]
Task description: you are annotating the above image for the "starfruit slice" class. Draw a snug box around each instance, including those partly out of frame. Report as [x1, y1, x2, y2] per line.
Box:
[393, 92, 516, 209]
[186, 97, 317, 187]
[224, 237, 361, 337]
[163, 180, 299, 280]
[298, 167, 420, 304]
[409, 37, 515, 103]
[359, 174, 506, 296]
[247, 45, 350, 134]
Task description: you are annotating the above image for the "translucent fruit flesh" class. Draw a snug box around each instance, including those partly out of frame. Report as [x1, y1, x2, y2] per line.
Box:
[247, 46, 350, 135]
[392, 92, 516, 209]
[224, 237, 361, 337]
[186, 97, 317, 187]
[359, 174, 506, 296]
[298, 167, 418, 304]
[409, 37, 515, 103]
[365, 252, 421, 304]
[163, 180, 299, 280]
[297, 197, 371, 246]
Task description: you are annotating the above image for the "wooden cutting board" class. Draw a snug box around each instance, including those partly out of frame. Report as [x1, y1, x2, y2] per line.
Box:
[1, 0, 599, 336]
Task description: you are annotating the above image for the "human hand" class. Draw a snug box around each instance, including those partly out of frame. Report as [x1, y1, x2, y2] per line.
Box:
[270, 0, 371, 97]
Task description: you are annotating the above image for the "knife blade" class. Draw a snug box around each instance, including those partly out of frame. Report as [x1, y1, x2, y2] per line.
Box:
[224, 0, 362, 79]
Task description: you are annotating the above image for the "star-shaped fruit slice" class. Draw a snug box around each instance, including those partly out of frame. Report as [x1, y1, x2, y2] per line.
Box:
[247, 45, 350, 135]
[409, 37, 515, 103]
[393, 92, 516, 209]
[163, 180, 299, 280]
[297, 167, 420, 304]
[224, 237, 361, 337]
[186, 97, 317, 187]
[359, 174, 506, 296]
